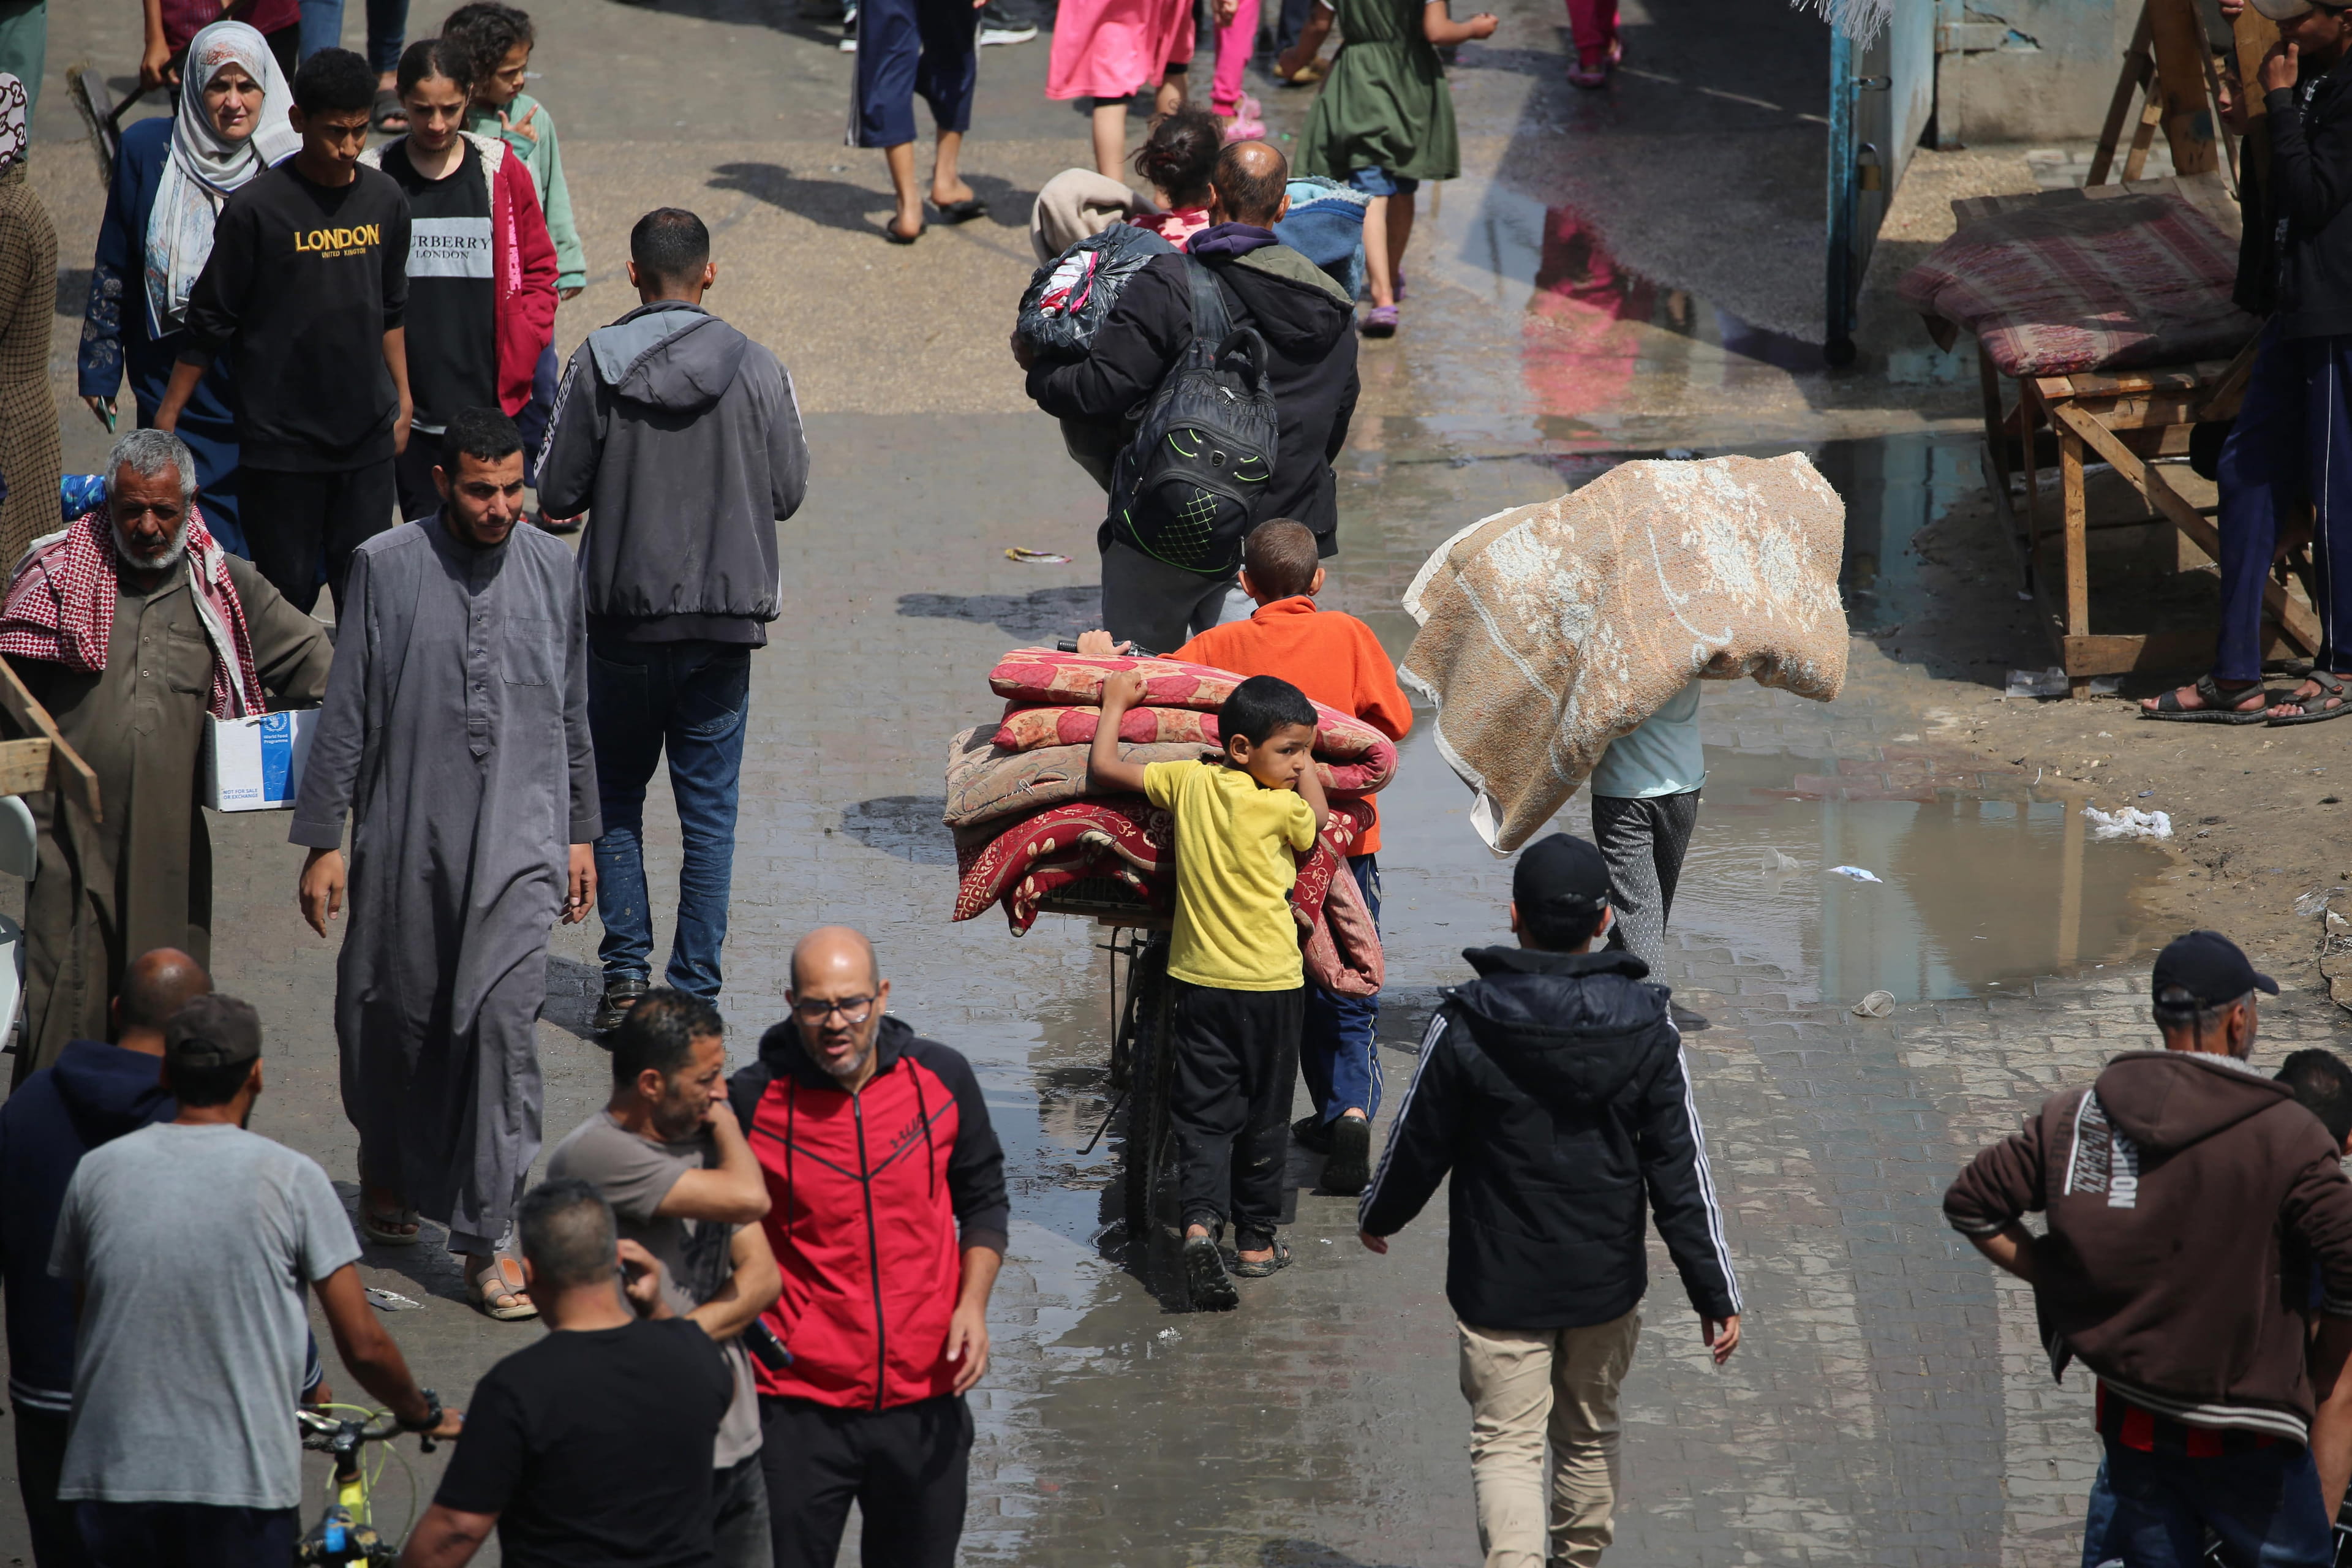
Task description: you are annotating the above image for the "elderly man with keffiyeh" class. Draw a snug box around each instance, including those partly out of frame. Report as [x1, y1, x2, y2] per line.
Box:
[0, 429, 331, 1085]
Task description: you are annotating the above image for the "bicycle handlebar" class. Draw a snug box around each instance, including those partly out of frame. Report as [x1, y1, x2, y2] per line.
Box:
[297, 1406, 405, 1446]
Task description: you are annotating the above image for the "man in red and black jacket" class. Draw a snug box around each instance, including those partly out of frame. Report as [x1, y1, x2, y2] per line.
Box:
[727, 925, 1008, 1568]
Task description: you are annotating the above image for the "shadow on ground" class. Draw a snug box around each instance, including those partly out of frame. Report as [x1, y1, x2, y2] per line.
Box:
[897, 584, 1099, 639]
[840, 795, 957, 864]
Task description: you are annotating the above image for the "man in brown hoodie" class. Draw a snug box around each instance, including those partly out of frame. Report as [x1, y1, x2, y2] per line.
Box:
[1945, 930, 2352, 1568]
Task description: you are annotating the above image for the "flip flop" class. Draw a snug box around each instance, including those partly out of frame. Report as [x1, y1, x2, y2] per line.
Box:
[370, 88, 407, 134]
[2139, 673, 2269, 724]
[2269, 668, 2352, 725]
[931, 198, 988, 224]
[1229, 1236, 1293, 1278]
[884, 220, 924, 244]
[469, 1255, 538, 1321]
[363, 1205, 421, 1247]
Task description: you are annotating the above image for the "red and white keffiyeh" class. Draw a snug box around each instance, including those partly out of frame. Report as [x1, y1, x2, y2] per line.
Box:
[0, 507, 268, 720]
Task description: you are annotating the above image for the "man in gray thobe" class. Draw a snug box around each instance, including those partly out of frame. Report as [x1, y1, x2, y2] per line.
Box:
[292, 409, 598, 1319]
[0, 430, 331, 1085]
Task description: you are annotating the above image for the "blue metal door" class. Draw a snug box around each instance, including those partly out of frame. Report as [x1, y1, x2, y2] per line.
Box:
[1825, 4, 1937, 361]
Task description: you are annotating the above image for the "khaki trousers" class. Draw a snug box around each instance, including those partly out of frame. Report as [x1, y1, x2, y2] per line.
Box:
[1457, 1310, 1642, 1568]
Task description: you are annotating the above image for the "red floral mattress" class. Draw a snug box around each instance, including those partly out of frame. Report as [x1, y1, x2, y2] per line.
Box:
[1897, 192, 2256, 379]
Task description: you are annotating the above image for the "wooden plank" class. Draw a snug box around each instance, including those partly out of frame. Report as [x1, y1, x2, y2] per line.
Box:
[1978, 350, 2011, 493]
[0, 657, 99, 822]
[2061, 426, 2091, 642]
[2050, 401, 2324, 654]
[0, 739, 52, 799]
[2064, 630, 2221, 677]
[2091, 2, 2157, 186]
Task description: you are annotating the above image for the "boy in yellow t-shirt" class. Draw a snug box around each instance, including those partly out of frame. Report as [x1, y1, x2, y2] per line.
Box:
[1091, 668, 1330, 1311]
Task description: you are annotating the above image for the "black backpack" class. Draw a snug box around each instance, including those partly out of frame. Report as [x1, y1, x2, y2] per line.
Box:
[1109, 258, 1280, 577]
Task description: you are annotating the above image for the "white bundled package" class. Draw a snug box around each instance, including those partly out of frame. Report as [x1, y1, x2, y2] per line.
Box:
[203, 709, 318, 813]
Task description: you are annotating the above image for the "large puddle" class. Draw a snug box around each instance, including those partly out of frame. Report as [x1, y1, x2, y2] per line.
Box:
[1678, 748, 2172, 1005]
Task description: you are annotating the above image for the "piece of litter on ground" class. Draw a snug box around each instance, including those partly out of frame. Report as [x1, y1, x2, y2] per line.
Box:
[365, 1286, 422, 1311]
[2136, 790, 2154, 798]
[2081, 805, 2172, 842]
[2089, 677, 2122, 695]
[1761, 848, 1800, 872]
[1825, 865, 1883, 883]
[2007, 667, 2068, 699]
[1852, 990, 1895, 1018]
[1157, 1328, 1180, 1341]
[2296, 885, 2351, 918]
[1005, 547, 1072, 565]
[1319, 1237, 1333, 1244]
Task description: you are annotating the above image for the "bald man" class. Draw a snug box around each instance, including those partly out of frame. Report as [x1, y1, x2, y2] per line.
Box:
[726, 927, 1008, 1568]
[1021, 139, 1362, 654]
[0, 948, 209, 1562]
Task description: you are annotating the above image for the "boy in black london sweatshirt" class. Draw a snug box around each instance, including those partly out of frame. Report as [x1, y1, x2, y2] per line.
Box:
[159, 48, 412, 616]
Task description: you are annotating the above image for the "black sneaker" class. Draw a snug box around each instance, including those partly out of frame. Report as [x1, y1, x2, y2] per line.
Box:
[593, 979, 648, 1033]
[1291, 1113, 1333, 1154]
[1183, 1234, 1239, 1311]
[1322, 1115, 1372, 1196]
[979, 4, 1037, 43]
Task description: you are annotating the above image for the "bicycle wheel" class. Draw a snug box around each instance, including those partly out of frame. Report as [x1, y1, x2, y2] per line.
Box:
[1121, 937, 1173, 1246]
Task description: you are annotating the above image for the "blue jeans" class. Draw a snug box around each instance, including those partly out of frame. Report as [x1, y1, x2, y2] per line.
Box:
[588, 633, 752, 1001]
[2215, 322, 2352, 679]
[366, 0, 407, 74]
[1300, 854, 1381, 1122]
[296, 0, 342, 61]
[2099, 1439, 2333, 1568]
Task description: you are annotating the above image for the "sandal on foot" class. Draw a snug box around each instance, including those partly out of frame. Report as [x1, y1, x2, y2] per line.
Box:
[1182, 1234, 1238, 1310]
[363, 1205, 421, 1247]
[1360, 304, 1399, 337]
[1321, 1115, 1371, 1197]
[469, 1255, 539, 1321]
[2269, 668, 2352, 725]
[2139, 673, 2269, 724]
[884, 219, 924, 244]
[931, 198, 987, 224]
[1229, 1236, 1293, 1278]
[370, 88, 407, 134]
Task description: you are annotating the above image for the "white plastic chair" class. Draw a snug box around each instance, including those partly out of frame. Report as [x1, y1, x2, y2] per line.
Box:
[0, 794, 37, 1044]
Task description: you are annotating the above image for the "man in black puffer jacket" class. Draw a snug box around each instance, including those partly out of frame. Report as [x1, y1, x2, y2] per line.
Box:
[1359, 832, 1741, 1568]
[1022, 140, 1360, 655]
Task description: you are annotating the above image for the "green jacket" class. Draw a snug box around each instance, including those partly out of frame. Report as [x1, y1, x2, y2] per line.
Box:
[465, 92, 584, 290]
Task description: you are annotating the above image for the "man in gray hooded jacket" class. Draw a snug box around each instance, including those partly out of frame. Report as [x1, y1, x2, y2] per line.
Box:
[537, 207, 810, 1033]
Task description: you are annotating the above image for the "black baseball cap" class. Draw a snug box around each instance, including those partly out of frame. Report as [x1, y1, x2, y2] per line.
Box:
[2151, 930, 2278, 1008]
[1513, 832, 1610, 921]
[164, 993, 263, 1074]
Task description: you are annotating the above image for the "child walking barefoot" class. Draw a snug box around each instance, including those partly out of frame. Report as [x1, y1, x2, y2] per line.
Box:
[1280, 0, 1494, 335]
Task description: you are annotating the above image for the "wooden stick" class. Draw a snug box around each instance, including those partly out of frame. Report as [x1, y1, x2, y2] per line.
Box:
[2091, 2, 2157, 186]
[0, 657, 100, 823]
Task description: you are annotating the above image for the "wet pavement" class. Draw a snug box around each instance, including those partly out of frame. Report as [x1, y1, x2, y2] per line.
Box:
[17, 0, 2352, 1564]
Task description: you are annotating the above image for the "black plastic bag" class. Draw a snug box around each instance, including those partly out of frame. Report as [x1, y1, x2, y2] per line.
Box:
[1017, 224, 1178, 363]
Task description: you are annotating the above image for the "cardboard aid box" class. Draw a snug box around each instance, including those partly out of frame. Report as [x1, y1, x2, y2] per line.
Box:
[204, 708, 319, 812]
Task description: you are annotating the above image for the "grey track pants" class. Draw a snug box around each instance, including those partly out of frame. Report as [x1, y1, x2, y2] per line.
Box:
[1591, 790, 1700, 974]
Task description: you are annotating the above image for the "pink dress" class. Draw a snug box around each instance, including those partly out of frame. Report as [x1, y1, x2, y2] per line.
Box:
[1046, 0, 1196, 100]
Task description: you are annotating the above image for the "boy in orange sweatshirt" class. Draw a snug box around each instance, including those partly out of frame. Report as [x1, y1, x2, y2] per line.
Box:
[1090, 518, 1410, 1194]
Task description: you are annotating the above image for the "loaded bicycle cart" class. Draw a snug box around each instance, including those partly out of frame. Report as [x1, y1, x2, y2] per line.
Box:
[943, 646, 1391, 1262]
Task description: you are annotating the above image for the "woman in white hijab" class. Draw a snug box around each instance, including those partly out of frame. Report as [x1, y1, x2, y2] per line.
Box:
[77, 22, 297, 557]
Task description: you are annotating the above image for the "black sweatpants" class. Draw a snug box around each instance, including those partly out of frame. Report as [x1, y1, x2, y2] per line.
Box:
[15, 1406, 86, 1568]
[760, 1393, 970, 1568]
[239, 459, 397, 616]
[1169, 978, 1303, 1241]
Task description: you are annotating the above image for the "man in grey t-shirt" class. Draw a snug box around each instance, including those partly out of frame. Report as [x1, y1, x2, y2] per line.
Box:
[547, 989, 778, 1568]
[48, 995, 461, 1564]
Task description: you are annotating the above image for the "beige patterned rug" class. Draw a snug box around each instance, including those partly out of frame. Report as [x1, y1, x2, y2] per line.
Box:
[1399, 454, 1850, 853]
